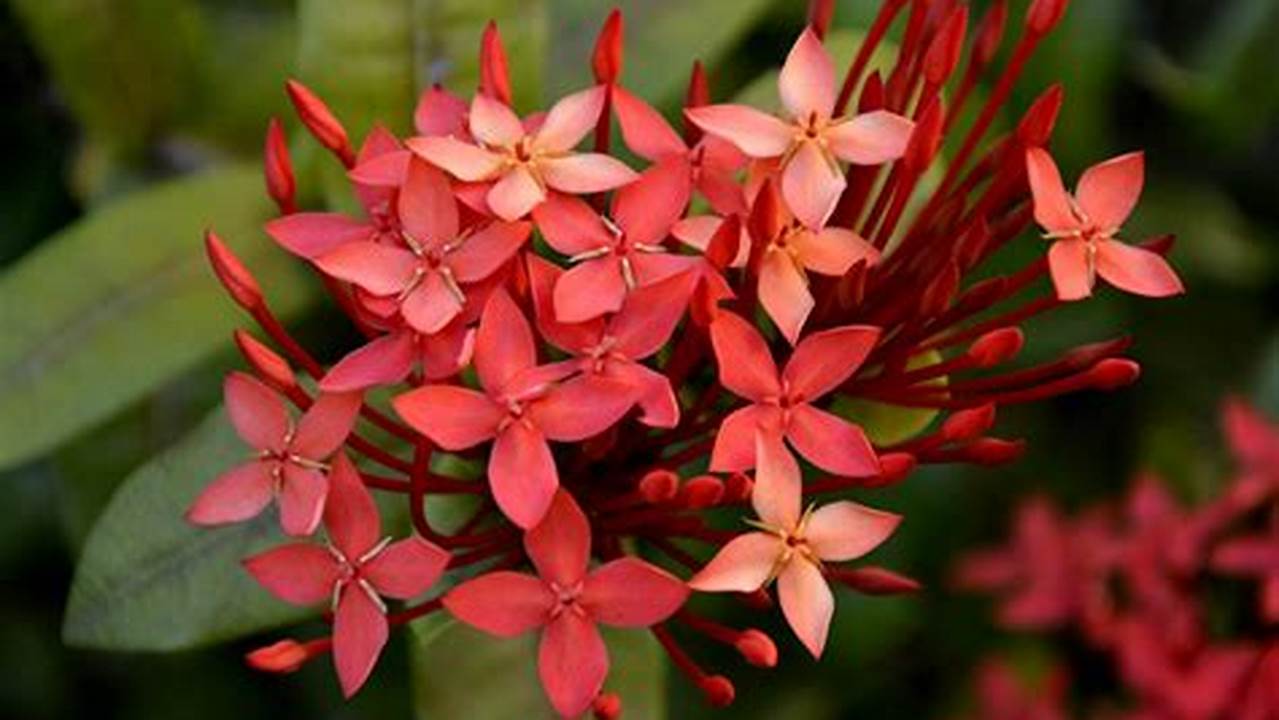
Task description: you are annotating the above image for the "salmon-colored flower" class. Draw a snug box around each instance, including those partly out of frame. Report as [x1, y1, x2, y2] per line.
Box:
[186, 373, 360, 536]
[685, 28, 914, 229]
[392, 290, 635, 528]
[409, 87, 637, 221]
[689, 434, 899, 656]
[708, 310, 881, 476]
[244, 454, 449, 697]
[1026, 147, 1184, 301]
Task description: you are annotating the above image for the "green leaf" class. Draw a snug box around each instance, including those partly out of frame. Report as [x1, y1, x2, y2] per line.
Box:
[411, 616, 665, 718]
[831, 351, 945, 447]
[548, 0, 775, 104]
[62, 407, 307, 651]
[0, 164, 315, 470]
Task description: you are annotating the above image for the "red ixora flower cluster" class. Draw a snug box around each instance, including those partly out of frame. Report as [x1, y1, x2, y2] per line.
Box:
[955, 400, 1279, 720]
[195, 0, 1182, 714]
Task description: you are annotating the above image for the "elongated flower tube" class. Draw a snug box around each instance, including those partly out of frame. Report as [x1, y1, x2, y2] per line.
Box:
[193, 2, 1186, 713]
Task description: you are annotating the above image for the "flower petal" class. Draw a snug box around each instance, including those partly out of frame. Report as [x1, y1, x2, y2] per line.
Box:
[687, 532, 780, 592]
[393, 385, 502, 449]
[526, 254, 604, 354]
[582, 558, 689, 627]
[323, 453, 382, 561]
[443, 571, 554, 637]
[778, 27, 836, 120]
[805, 501, 901, 561]
[402, 272, 464, 335]
[758, 249, 815, 345]
[1025, 147, 1081, 234]
[786, 403, 880, 477]
[475, 288, 537, 394]
[534, 85, 606, 153]
[753, 431, 802, 530]
[708, 311, 781, 401]
[420, 321, 476, 380]
[783, 324, 881, 400]
[186, 461, 275, 527]
[1047, 238, 1094, 301]
[612, 158, 692, 247]
[320, 331, 416, 392]
[777, 559, 834, 658]
[292, 391, 362, 459]
[315, 242, 417, 295]
[469, 93, 525, 148]
[531, 192, 614, 257]
[538, 612, 609, 718]
[265, 213, 371, 259]
[1076, 151, 1144, 231]
[525, 489, 591, 587]
[362, 536, 450, 599]
[782, 140, 845, 229]
[448, 220, 531, 283]
[553, 257, 627, 324]
[225, 372, 289, 452]
[1095, 240, 1184, 298]
[612, 85, 687, 160]
[709, 404, 785, 472]
[610, 270, 698, 359]
[279, 465, 328, 537]
[540, 153, 638, 194]
[530, 375, 636, 442]
[685, 105, 792, 158]
[243, 543, 339, 606]
[825, 110, 914, 165]
[490, 422, 559, 529]
[790, 227, 879, 276]
[333, 583, 389, 698]
[487, 165, 548, 221]
[399, 158, 460, 246]
[407, 136, 504, 182]
[414, 85, 469, 137]
[606, 361, 680, 428]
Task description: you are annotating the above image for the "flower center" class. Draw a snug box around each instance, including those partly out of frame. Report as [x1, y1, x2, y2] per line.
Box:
[547, 580, 586, 619]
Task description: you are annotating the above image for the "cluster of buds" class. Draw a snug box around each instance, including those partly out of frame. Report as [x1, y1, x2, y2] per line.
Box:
[956, 400, 1279, 719]
[197, 0, 1183, 715]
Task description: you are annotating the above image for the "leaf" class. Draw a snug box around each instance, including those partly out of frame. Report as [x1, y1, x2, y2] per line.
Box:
[411, 616, 665, 718]
[548, 0, 775, 105]
[0, 164, 315, 470]
[62, 407, 308, 651]
[831, 351, 945, 447]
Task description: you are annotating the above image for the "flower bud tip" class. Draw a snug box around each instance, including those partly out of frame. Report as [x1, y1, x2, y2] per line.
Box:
[734, 629, 778, 668]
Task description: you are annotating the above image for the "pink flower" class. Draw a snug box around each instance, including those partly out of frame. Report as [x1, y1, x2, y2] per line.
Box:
[244, 454, 449, 696]
[708, 310, 881, 477]
[443, 491, 688, 717]
[409, 87, 637, 220]
[319, 319, 475, 392]
[685, 28, 914, 229]
[530, 158, 695, 323]
[1025, 147, 1184, 301]
[186, 373, 360, 536]
[314, 158, 530, 335]
[528, 255, 696, 428]
[689, 434, 899, 657]
[392, 289, 635, 528]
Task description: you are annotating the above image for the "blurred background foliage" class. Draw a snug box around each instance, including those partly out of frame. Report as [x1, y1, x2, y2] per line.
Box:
[0, 0, 1277, 717]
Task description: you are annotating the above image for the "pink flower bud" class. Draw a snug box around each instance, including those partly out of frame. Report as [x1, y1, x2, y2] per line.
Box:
[942, 404, 997, 443]
[479, 22, 512, 106]
[592, 692, 622, 719]
[1090, 359, 1141, 390]
[246, 639, 309, 674]
[679, 475, 725, 509]
[639, 469, 680, 504]
[968, 327, 1025, 368]
[285, 79, 354, 167]
[1026, 0, 1069, 36]
[734, 629, 778, 668]
[923, 6, 968, 86]
[723, 472, 753, 503]
[967, 438, 1026, 466]
[233, 330, 295, 391]
[592, 10, 624, 84]
[973, 0, 1009, 69]
[205, 229, 262, 311]
[1016, 84, 1064, 148]
[700, 675, 736, 707]
[263, 117, 295, 214]
[834, 566, 923, 595]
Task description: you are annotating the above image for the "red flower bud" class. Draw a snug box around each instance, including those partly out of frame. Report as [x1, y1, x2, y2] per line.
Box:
[1026, 0, 1069, 36]
[592, 692, 622, 720]
[233, 330, 295, 392]
[205, 229, 263, 311]
[246, 639, 309, 674]
[1016, 84, 1064, 148]
[700, 675, 736, 707]
[860, 452, 917, 488]
[1090, 359, 1141, 390]
[592, 10, 624, 84]
[704, 214, 741, 271]
[923, 6, 968, 86]
[967, 327, 1025, 368]
[479, 22, 513, 106]
[639, 469, 680, 504]
[972, 0, 1009, 69]
[679, 475, 725, 509]
[263, 117, 295, 214]
[734, 629, 778, 668]
[967, 437, 1026, 466]
[942, 403, 997, 443]
[723, 472, 753, 503]
[904, 97, 945, 174]
[834, 566, 923, 595]
[285, 79, 354, 167]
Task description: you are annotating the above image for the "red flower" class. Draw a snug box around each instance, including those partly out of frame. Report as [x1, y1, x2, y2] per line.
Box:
[444, 491, 687, 717]
[186, 373, 360, 536]
[245, 454, 449, 696]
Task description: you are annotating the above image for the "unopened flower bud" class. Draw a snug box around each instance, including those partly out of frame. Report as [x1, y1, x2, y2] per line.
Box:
[592, 10, 624, 84]
[479, 22, 513, 106]
[967, 327, 1025, 367]
[285, 79, 354, 167]
[835, 566, 923, 595]
[1026, 0, 1069, 36]
[246, 639, 309, 674]
[263, 117, 295, 214]
[942, 404, 997, 443]
[923, 6, 968, 86]
[967, 437, 1026, 466]
[234, 330, 295, 391]
[592, 692, 622, 719]
[723, 472, 753, 503]
[639, 470, 679, 504]
[1016, 84, 1064, 148]
[734, 629, 778, 668]
[205, 229, 263, 311]
[1090, 359, 1141, 391]
[699, 675, 736, 707]
[679, 475, 725, 509]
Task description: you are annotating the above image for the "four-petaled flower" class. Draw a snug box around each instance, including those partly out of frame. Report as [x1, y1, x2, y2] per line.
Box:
[685, 27, 915, 230]
[393, 289, 635, 528]
[245, 454, 449, 697]
[187, 372, 360, 536]
[410, 87, 637, 221]
[444, 490, 688, 718]
[689, 433, 900, 657]
[709, 310, 881, 477]
[1026, 147, 1184, 301]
